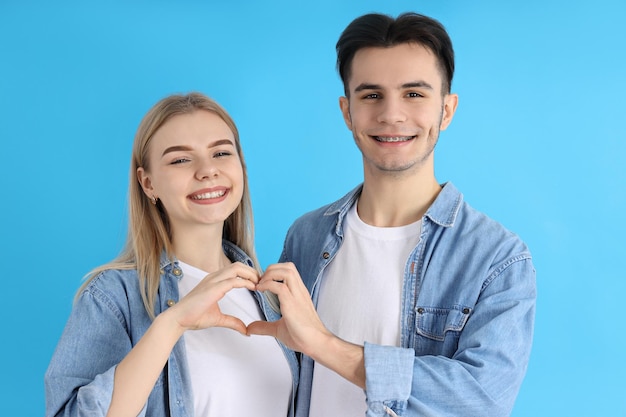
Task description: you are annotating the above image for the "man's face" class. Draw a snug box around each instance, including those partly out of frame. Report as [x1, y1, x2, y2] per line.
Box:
[340, 43, 458, 179]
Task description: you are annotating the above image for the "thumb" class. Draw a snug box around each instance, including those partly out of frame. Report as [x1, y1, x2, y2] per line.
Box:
[216, 315, 248, 336]
[247, 320, 277, 337]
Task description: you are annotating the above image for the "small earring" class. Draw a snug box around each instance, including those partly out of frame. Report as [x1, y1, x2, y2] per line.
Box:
[150, 195, 158, 205]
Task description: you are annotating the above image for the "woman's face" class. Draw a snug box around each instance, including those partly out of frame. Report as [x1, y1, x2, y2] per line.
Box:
[137, 110, 244, 237]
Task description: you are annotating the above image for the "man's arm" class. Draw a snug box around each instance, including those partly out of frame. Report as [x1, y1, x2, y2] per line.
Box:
[249, 258, 535, 417]
[365, 256, 535, 416]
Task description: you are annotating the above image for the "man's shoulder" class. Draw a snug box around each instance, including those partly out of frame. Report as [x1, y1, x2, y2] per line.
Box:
[455, 199, 532, 261]
[292, 201, 334, 224]
[286, 201, 338, 242]
[434, 182, 530, 255]
[289, 185, 361, 232]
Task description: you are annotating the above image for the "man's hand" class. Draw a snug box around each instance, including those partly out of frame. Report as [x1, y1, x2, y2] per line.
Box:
[247, 262, 332, 357]
[247, 262, 366, 388]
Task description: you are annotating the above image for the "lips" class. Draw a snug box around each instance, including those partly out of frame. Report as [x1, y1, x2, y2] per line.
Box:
[188, 188, 227, 200]
[373, 136, 415, 143]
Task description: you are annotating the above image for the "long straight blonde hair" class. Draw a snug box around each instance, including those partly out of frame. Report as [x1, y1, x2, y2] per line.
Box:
[78, 92, 260, 318]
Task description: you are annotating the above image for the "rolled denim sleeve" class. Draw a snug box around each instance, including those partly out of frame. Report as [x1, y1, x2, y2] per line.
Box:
[362, 257, 536, 417]
[364, 343, 415, 416]
[45, 275, 148, 417]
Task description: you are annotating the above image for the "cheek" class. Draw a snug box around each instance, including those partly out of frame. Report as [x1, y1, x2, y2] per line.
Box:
[345, 108, 371, 132]
[152, 173, 177, 193]
[233, 165, 245, 194]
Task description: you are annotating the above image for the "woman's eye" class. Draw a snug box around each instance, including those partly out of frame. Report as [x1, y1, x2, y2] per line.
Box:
[171, 157, 190, 165]
[214, 151, 232, 158]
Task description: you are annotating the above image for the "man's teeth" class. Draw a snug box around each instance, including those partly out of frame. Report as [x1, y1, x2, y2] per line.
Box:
[375, 136, 413, 142]
[191, 190, 226, 200]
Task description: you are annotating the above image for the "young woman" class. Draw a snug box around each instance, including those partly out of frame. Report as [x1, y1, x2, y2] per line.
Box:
[45, 92, 298, 417]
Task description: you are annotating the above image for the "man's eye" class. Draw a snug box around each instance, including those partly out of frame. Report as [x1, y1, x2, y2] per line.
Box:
[407, 92, 423, 98]
[364, 93, 380, 99]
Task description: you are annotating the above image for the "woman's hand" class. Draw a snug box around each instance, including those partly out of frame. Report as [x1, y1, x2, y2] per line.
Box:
[167, 261, 260, 335]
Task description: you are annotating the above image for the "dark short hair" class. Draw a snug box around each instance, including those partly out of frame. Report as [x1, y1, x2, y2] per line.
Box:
[336, 12, 455, 95]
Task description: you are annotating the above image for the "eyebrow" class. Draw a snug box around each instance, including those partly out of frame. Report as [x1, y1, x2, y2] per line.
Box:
[354, 81, 434, 92]
[161, 139, 235, 157]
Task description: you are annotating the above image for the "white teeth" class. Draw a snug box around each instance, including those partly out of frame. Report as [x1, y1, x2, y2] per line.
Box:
[375, 136, 413, 142]
[191, 190, 225, 200]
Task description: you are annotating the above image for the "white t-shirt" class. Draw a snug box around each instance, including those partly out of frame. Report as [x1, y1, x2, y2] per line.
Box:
[309, 203, 422, 417]
[177, 261, 292, 417]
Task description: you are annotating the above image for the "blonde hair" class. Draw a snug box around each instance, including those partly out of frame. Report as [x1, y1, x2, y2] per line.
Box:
[78, 92, 260, 318]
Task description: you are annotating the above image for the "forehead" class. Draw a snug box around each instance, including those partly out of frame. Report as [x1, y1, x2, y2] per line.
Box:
[348, 43, 443, 92]
[152, 110, 235, 147]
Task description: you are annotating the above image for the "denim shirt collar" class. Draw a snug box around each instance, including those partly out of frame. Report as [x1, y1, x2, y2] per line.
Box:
[323, 181, 463, 230]
[424, 182, 463, 227]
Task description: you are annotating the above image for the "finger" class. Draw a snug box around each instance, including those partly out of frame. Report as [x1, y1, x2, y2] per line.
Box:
[219, 276, 258, 293]
[205, 263, 260, 285]
[262, 263, 308, 297]
[247, 320, 277, 337]
[263, 262, 292, 275]
[260, 264, 293, 284]
[216, 315, 249, 336]
[229, 262, 261, 283]
[256, 279, 288, 295]
[197, 276, 256, 305]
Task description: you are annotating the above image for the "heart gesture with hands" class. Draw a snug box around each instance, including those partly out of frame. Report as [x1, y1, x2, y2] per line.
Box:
[247, 262, 366, 388]
[167, 261, 260, 336]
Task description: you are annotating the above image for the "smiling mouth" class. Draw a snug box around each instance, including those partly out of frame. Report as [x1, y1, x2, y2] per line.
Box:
[190, 190, 226, 200]
[373, 136, 415, 143]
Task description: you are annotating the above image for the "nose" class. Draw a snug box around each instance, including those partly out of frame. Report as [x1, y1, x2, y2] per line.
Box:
[195, 159, 219, 180]
[376, 97, 407, 124]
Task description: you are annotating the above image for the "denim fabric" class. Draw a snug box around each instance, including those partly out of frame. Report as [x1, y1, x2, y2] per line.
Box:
[280, 182, 536, 417]
[45, 240, 299, 417]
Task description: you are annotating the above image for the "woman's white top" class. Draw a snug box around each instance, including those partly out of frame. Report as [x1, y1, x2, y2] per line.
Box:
[177, 261, 292, 417]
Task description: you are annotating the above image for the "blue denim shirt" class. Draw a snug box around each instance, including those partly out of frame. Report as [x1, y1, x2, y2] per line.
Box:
[45, 240, 299, 417]
[280, 182, 536, 417]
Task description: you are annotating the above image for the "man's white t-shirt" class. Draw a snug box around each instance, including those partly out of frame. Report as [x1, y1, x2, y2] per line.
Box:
[177, 261, 292, 417]
[309, 203, 422, 417]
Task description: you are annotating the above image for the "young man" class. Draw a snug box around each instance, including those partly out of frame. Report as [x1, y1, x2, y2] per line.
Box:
[249, 12, 536, 417]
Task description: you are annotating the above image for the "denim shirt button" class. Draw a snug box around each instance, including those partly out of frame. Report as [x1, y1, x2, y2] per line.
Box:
[322, 252, 330, 259]
[417, 307, 425, 314]
[173, 267, 182, 276]
[167, 299, 176, 307]
[463, 307, 471, 314]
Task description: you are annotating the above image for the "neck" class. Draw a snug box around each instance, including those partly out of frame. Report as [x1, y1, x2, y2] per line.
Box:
[171, 223, 230, 273]
[358, 168, 441, 227]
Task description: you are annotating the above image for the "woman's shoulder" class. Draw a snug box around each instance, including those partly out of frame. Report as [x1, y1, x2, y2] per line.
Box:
[80, 266, 141, 299]
[73, 266, 155, 334]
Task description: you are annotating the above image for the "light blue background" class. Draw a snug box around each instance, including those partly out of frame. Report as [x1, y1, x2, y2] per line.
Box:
[1, 1, 624, 416]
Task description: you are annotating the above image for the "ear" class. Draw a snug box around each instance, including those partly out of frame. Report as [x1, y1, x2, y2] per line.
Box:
[339, 96, 353, 130]
[136, 167, 154, 197]
[440, 93, 459, 131]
